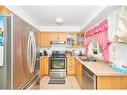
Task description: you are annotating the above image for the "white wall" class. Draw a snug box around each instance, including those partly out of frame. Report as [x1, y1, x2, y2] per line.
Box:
[107, 10, 118, 42]
[107, 10, 118, 62]
[111, 43, 127, 66]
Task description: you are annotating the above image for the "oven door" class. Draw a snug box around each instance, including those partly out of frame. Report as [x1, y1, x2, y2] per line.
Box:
[50, 57, 66, 72]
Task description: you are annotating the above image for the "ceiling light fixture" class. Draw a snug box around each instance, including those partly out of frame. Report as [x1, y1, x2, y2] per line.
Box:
[56, 17, 63, 25]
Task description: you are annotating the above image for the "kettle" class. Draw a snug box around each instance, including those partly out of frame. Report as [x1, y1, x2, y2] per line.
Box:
[43, 50, 48, 56]
[79, 50, 83, 56]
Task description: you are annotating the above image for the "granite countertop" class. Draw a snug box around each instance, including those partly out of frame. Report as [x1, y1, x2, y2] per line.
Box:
[40, 56, 49, 60]
[75, 56, 127, 76]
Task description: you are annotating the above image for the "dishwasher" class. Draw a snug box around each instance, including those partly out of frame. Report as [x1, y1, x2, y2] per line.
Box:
[82, 66, 96, 89]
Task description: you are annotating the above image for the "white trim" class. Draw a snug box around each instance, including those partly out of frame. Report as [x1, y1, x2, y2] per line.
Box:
[5, 6, 40, 30]
[39, 26, 80, 32]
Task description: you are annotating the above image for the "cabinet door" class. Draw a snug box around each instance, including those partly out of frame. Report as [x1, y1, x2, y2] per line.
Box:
[78, 63, 83, 88]
[67, 56, 75, 75]
[37, 32, 41, 47]
[75, 59, 83, 89]
[75, 59, 78, 77]
[50, 32, 66, 41]
[58, 32, 66, 41]
[40, 32, 51, 47]
[50, 32, 58, 41]
[40, 57, 49, 79]
[40, 58, 44, 79]
[44, 57, 49, 75]
[66, 32, 78, 47]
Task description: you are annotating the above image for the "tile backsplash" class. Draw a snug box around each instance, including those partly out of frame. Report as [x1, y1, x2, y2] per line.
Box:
[40, 44, 84, 55]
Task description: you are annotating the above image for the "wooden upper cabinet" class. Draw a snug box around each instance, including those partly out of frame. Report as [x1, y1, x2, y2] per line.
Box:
[58, 32, 66, 41]
[50, 32, 66, 41]
[50, 32, 58, 41]
[40, 32, 51, 47]
[0, 6, 12, 14]
[40, 32, 84, 48]
[37, 32, 41, 46]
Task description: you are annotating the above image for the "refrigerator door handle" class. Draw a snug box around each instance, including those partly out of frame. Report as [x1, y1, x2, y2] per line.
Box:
[27, 31, 36, 73]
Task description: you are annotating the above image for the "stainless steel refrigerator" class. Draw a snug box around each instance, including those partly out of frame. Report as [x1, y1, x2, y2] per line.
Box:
[0, 14, 40, 89]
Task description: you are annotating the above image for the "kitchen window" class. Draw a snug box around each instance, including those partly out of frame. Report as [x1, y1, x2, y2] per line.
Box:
[89, 36, 103, 58]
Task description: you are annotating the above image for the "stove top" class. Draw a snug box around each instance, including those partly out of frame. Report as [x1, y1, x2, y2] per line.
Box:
[51, 51, 66, 58]
[51, 55, 66, 58]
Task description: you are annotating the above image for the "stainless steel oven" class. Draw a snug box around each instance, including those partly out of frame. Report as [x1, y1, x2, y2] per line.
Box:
[49, 57, 67, 79]
[50, 58, 66, 71]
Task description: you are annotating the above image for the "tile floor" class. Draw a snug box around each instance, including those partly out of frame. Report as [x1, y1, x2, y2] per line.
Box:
[31, 76, 81, 90]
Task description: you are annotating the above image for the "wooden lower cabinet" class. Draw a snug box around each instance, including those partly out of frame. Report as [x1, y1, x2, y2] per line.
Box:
[40, 57, 49, 79]
[40, 58, 44, 79]
[67, 56, 83, 88]
[75, 59, 83, 89]
[67, 56, 75, 75]
[96, 76, 127, 89]
[75, 60, 127, 89]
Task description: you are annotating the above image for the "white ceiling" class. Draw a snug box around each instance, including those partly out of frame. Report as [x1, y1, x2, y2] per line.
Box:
[20, 6, 105, 27]
[6, 6, 120, 31]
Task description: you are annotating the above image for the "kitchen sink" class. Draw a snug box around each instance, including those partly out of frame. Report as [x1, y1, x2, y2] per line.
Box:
[78, 56, 97, 62]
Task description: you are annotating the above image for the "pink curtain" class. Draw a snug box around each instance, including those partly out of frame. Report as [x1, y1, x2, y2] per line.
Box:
[84, 19, 111, 61]
[84, 34, 92, 56]
[95, 20, 111, 61]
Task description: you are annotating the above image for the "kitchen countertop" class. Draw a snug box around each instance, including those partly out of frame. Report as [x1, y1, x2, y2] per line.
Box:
[40, 56, 49, 60]
[75, 56, 127, 76]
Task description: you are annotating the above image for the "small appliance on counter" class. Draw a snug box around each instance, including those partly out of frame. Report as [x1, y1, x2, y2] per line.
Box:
[65, 50, 75, 56]
[40, 50, 48, 56]
[79, 50, 83, 56]
[43, 50, 48, 56]
[40, 52, 43, 56]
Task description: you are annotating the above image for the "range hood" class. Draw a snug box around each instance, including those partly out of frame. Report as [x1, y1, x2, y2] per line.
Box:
[112, 6, 127, 43]
[51, 41, 66, 44]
